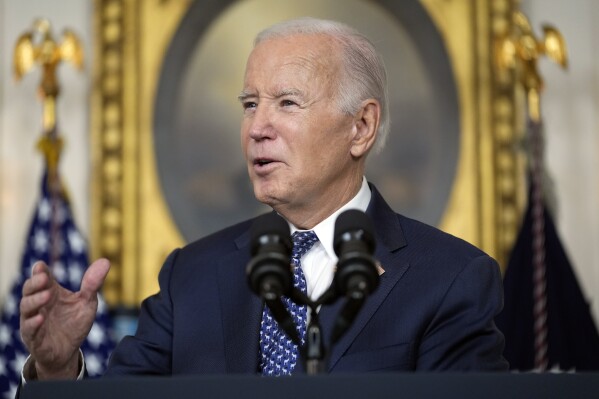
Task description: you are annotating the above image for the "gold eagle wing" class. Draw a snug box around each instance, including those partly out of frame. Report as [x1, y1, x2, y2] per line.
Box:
[13, 32, 35, 80]
[60, 29, 84, 69]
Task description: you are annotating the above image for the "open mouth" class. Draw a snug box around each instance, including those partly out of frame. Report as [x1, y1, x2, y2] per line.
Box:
[252, 158, 280, 175]
[254, 158, 274, 167]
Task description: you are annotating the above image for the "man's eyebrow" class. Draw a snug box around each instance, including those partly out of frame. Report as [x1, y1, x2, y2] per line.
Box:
[275, 88, 303, 98]
[237, 88, 304, 102]
[237, 91, 255, 102]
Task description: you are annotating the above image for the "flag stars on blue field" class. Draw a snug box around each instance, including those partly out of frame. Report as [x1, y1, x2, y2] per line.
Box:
[37, 198, 51, 222]
[9, 353, 27, 377]
[5, 383, 17, 399]
[85, 353, 102, 376]
[69, 261, 84, 287]
[97, 295, 107, 314]
[32, 228, 49, 253]
[0, 324, 11, 349]
[2, 297, 16, 317]
[68, 229, 85, 254]
[87, 323, 106, 349]
[53, 260, 67, 283]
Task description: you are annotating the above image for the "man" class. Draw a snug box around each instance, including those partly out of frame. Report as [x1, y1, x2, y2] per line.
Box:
[19, 17, 508, 380]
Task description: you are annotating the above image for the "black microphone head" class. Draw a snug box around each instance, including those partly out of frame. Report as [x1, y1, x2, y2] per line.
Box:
[333, 209, 379, 298]
[247, 212, 293, 298]
[333, 209, 375, 255]
[249, 212, 292, 256]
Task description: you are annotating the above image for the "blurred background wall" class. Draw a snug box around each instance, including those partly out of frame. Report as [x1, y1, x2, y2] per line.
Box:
[1, 0, 598, 323]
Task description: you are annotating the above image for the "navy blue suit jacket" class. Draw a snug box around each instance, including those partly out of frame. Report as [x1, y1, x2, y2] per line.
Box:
[106, 185, 508, 375]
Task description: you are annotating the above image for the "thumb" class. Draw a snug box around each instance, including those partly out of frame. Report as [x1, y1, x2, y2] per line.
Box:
[80, 258, 110, 301]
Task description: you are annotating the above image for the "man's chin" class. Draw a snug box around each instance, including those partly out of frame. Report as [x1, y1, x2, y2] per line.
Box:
[253, 187, 284, 209]
[255, 195, 279, 209]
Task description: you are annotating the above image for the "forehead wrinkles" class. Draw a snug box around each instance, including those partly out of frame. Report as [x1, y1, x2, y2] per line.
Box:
[279, 54, 324, 84]
[280, 46, 341, 99]
[301, 37, 341, 78]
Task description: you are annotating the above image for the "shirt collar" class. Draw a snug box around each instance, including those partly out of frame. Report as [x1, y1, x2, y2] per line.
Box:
[289, 177, 371, 260]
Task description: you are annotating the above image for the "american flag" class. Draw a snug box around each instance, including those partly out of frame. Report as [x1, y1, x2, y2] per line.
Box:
[0, 171, 115, 398]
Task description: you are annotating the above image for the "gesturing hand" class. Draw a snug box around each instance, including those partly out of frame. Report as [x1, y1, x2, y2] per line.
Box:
[19, 258, 110, 379]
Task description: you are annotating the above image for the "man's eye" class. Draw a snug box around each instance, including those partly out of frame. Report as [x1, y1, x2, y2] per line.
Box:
[281, 99, 297, 107]
[243, 102, 257, 110]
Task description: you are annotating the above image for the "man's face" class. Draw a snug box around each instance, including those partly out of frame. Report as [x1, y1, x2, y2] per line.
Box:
[240, 34, 360, 223]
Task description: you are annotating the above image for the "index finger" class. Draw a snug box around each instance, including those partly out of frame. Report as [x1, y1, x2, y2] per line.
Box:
[22, 262, 52, 296]
[31, 261, 50, 276]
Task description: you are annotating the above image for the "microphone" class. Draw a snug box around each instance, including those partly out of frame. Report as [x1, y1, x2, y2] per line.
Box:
[246, 212, 301, 344]
[246, 212, 292, 300]
[333, 209, 379, 299]
[331, 209, 379, 344]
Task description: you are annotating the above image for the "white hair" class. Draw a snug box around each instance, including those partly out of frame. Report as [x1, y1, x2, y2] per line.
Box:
[255, 17, 390, 154]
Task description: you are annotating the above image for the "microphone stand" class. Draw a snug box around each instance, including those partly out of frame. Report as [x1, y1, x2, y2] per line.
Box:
[304, 306, 325, 374]
[286, 286, 368, 375]
[285, 289, 328, 375]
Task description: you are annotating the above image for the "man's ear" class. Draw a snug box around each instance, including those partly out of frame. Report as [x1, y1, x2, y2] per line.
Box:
[350, 99, 380, 158]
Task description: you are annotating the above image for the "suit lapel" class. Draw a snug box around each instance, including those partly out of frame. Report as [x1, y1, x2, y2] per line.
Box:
[321, 184, 411, 371]
[218, 229, 262, 373]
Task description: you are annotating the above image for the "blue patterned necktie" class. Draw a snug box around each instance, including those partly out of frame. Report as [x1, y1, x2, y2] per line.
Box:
[259, 230, 319, 376]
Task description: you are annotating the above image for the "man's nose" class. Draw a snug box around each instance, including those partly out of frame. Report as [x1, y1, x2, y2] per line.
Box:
[248, 104, 276, 141]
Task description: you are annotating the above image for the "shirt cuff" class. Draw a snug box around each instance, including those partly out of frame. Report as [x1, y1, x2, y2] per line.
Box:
[21, 349, 85, 384]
